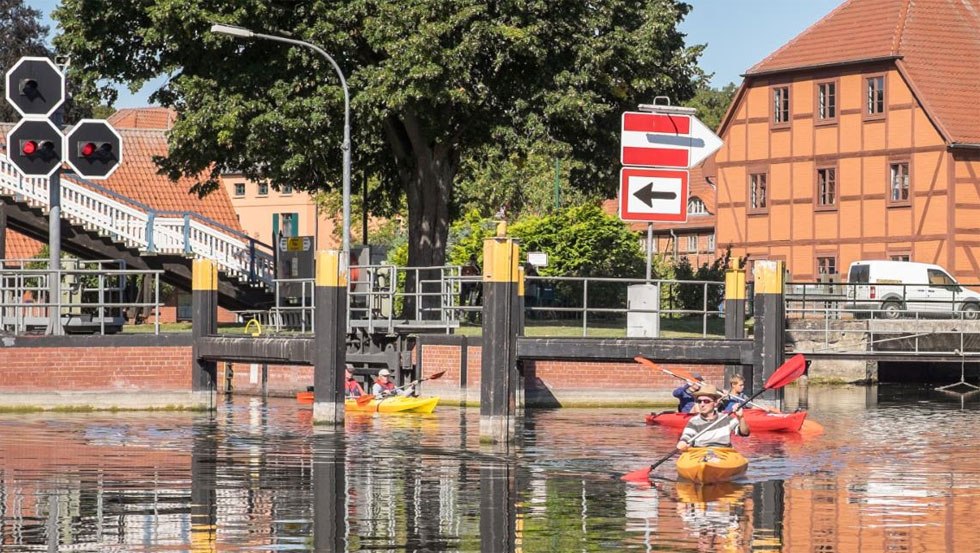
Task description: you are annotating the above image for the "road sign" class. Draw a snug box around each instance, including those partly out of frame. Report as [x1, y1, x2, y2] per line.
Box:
[64, 119, 123, 179]
[620, 111, 723, 169]
[6, 119, 64, 178]
[5, 57, 65, 118]
[619, 167, 689, 222]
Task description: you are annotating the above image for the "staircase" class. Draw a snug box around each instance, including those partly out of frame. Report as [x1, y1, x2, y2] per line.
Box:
[0, 155, 276, 310]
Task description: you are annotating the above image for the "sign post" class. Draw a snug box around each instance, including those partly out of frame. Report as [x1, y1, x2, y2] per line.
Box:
[618, 99, 724, 280]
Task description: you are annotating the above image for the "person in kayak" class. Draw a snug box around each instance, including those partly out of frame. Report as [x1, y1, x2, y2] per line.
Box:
[673, 373, 705, 413]
[372, 369, 397, 397]
[720, 375, 777, 414]
[676, 384, 749, 451]
[345, 365, 366, 399]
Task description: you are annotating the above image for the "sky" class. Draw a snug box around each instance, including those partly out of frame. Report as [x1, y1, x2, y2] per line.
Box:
[35, 0, 844, 108]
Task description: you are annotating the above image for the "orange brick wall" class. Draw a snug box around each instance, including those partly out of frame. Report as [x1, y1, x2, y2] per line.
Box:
[0, 346, 192, 391]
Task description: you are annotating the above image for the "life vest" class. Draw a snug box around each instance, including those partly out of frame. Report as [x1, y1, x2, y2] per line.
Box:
[346, 379, 363, 397]
[375, 380, 395, 392]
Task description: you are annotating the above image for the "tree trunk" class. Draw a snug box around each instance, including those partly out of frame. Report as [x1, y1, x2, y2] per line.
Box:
[384, 111, 457, 320]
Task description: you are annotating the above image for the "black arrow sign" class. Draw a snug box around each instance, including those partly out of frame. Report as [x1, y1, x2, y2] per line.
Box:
[634, 182, 677, 207]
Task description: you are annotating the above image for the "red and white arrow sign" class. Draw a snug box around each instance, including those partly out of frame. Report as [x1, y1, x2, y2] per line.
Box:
[620, 112, 722, 169]
[619, 167, 689, 222]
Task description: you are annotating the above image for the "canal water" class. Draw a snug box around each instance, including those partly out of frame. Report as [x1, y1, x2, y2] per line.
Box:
[1, 384, 979, 552]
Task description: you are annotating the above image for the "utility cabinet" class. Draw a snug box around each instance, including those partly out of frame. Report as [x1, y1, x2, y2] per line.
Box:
[627, 283, 660, 338]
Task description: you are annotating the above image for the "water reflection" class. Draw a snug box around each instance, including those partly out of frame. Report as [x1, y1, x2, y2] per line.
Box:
[0, 387, 979, 550]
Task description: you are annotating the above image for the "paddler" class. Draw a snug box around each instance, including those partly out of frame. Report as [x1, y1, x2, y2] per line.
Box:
[720, 375, 777, 414]
[345, 365, 366, 398]
[371, 369, 397, 397]
[672, 372, 705, 413]
[677, 384, 749, 451]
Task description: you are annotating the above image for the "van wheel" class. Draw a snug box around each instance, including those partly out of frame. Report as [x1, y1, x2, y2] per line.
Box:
[962, 303, 980, 320]
[881, 301, 903, 319]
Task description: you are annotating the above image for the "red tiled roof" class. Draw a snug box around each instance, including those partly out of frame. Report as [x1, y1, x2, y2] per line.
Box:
[107, 107, 177, 130]
[3, 231, 44, 263]
[745, 0, 980, 144]
[602, 161, 716, 232]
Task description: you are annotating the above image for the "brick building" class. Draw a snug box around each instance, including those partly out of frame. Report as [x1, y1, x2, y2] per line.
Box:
[714, 0, 980, 281]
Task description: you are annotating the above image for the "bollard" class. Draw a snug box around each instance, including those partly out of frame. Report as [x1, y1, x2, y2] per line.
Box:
[191, 258, 218, 393]
[752, 260, 786, 405]
[724, 267, 749, 388]
[480, 237, 520, 442]
[313, 250, 347, 424]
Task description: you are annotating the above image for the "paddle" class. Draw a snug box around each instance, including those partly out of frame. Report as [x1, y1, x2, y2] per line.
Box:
[634, 356, 773, 412]
[622, 354, 807, 482]
[368, 370, 448, 412]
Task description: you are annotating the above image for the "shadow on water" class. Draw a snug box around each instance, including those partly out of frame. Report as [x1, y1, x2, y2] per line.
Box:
[2, 391, 980, 550]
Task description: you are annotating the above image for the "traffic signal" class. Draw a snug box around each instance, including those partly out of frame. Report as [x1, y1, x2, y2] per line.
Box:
[4, 57, 65, 118]
[65, 119, 123, 179]
[6, 119, 63, 177]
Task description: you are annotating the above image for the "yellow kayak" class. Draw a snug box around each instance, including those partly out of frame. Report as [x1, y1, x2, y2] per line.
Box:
[676, 447, 748, 484]
[345, 396, 439, 414]
[295, 392, 439, 414]
[675, 481, 747, 504]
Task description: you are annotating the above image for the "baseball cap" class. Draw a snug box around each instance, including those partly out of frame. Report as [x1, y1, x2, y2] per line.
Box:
[378, 369, 391, 377]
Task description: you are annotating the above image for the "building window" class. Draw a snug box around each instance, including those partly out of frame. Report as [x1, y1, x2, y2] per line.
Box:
[688, 197, 708, 215]
[281, 184, 293, 195]
[686, 235, 698, 253]
[866, 75, 885, 117]
[890, 253, 910, 262]
[772, 86, 790, 125]
[749, 173, 768, 212]
[257, 183, 269, 196]
[707, 233, 716, 252]
[817, 256, 837, 276]
[234, 183, 245, 197]
[816, 167, 836, 207]
[817, 81, 836, 121]
[889, 162, 910, 204]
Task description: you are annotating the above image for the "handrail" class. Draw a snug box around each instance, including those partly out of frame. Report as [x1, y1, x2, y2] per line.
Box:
[0, 154, 275, 288]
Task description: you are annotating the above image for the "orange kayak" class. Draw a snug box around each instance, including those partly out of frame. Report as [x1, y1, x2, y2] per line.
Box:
[676, 447, 748, 484]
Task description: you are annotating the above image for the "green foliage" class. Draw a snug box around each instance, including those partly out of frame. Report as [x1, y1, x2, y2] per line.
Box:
[53, 0, 705, 268]
[682, 81, 738, 132]
[670, 246, 732, 314]
[446, 209, 495, 267]
[511, 204, 644, 278]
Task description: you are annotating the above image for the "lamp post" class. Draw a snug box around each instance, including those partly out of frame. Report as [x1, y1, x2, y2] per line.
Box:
[210, 23, 351, 265]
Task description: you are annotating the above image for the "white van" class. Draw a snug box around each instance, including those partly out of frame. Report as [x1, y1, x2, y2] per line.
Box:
[845, 260, 980, 319]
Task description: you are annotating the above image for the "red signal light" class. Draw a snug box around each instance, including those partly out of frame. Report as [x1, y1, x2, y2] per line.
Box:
[21, 140, 38, 156]
[80, 142, 97, 157]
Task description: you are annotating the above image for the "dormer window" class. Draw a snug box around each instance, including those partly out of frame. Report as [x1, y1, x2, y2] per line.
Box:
[688, 197, 708, 215]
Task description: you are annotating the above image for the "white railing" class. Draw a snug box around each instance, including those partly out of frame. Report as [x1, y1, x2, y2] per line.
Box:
[0, 154, 275, 287]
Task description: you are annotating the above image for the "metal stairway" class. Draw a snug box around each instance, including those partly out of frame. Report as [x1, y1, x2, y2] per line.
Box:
[0, 154, 276, 310]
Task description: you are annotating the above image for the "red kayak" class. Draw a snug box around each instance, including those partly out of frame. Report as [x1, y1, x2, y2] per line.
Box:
[645, 408, 808, 433]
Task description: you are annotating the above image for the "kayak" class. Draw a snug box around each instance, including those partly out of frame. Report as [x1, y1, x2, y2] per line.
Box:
[646, 408, 808, 433]
[676, 447, 748, 484]
[295, 391, 439, 414]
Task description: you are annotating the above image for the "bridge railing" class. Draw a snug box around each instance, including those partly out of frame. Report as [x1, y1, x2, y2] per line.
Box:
[786, 281, 980, 356]
[0, 154, 275, 288]
[0, 263, 164, 335]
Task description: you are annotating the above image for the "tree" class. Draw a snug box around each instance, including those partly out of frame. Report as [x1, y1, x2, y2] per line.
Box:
[682, 81, 738, 132]
[54, 0, 705, 270]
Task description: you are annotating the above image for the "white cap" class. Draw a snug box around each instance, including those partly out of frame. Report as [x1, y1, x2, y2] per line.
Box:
[378, 369, 391, 377]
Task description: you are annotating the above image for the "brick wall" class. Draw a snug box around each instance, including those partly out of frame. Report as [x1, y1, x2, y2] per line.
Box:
[0, 345, 192, 391]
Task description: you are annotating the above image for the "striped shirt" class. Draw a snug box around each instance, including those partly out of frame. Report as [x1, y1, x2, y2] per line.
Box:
[679, 413, 748, 447]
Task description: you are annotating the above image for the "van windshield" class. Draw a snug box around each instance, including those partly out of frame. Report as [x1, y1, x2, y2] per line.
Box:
[849, 264, 869, 283]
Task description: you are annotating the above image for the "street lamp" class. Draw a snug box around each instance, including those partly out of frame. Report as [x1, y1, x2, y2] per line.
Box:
[209, 23, 352, 265]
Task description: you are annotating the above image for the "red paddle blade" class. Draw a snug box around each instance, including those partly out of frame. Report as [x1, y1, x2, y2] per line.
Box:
[800, 419, 825, 436]
[356, 394, 375, 406]
[621, 466, 653, 482]
[633, 356, 699, 383]
[763, 354, 807, 390]
[427, 370, 447, 381]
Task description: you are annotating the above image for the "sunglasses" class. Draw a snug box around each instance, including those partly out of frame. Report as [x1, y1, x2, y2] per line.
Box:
[695, 398, 715, 404]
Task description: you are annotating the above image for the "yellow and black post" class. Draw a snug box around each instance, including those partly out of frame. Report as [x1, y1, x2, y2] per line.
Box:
[752, 260, 786, 401]
[513, 265, 525, 410]
[481, 237, 520, 443]
[313, 250, 348, 424]
[724, 266, 747, 384]
[191, 258, 218, 393]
